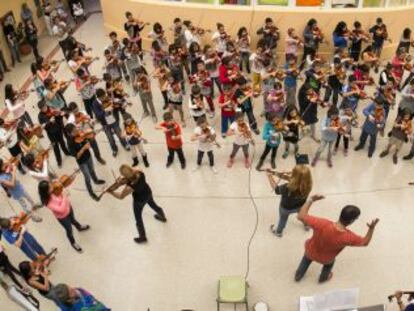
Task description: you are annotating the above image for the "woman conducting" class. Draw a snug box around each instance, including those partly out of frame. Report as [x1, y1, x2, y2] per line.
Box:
[106, 164, 167, 244]
[267, 164, 312, 237]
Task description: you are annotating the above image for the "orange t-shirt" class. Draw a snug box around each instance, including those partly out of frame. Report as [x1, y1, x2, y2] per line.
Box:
[160, 121, 183, 149]
[303, 215, 365, 264]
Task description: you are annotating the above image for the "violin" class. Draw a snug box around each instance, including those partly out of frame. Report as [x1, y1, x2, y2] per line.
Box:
[97, 176, 129, 200]
[45, 107, 63, 119]
[10, 205, 43, 232]
[191, 26, 211, 36]
[401, 118, 413, 136]
[34, 147, 52, 169]
[166, 123, 178, 136]
[74, 111, 91, 125]
[125, 121, 145, 141]
[237, 122, 254, 145]
[52, 79, 74, 93]
[32, 247, 58, 273]
[202, 127, 221, 148]
[374, 106, 385, 124]
[312, 26, 325, 43]
[330, 116, 347, 135]
[74, 127, 103, 143]
[334, 66, 347, 82]
[352, 29, 371, 43]
[50, 168, 81, 196]
[24, 124, 43, 139]
[306, 89, 324, 106]
[259, 168, 292, 181]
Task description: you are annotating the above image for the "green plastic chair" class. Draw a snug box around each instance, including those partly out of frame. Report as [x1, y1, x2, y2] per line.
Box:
[217, 276, 248, 311]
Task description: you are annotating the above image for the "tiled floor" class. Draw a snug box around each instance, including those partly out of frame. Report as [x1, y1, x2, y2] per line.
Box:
[0, 12, 411, 311]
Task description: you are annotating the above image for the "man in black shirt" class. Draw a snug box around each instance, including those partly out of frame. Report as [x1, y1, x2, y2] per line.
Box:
[369, 18, 388, 61]
[65, 124, 105, 201]
[38, 100, 70, 167]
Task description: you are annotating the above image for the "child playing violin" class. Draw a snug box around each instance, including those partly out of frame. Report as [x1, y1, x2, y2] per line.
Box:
[0, 158, 41, 222]
[284, 55, 300, 108]
[65, 123, 106, 201]
[298, 84, 320, 142]
[152, 63, 171, 110]
[354, 97, 386, 158]
[22, 153, 56, 182]
[133, 67, 157, 123]
[340, 75, 361, 112]
[285, 28, 303, 62]
[189, 85, 207, 123]
[190, 61, 215, 118]
[227, 112, 253, 169]
[265, 81, 286, 118]
[202, 45, 222, 96]
[0, 118, 26, 174]
[67, 102, 106, 165]
[235, 77, 260, 135]
[236, 27, 251, 74]
[123, 113, 149, 168]
[0, 217, 47, 260]
[334, 103, 354, 156]
[256, 113, 284, 171]
[311, 106, 340, 168]
[155, 112, 186, 169]
[191, 117, 218, 174]
[380, 109, 413, 164]
[38, 179, 90, 253]
[17, 124, 45, 158]
[103, 49, 122, 81]
[325, 57, 345, 108]
[218, 84, 237, 138]
[37, 100, 69, 168]
[283, 106, 304, 159]
[167, 78, 186, 128]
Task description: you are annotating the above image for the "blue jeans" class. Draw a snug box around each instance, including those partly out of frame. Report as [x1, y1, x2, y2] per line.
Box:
[295, 255, 335, 282]
[79, 157, 99, 195]
[359, 130, 377, 156]
[104, 122, 127, 152]
[221, 115, 235, 135]
[276, 206, 300, 234]
[20, 232, 46, 260]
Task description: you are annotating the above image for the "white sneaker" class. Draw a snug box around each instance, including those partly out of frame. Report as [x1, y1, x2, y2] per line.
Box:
[192, 165, 201, 172]
[210, 166, 218, 174]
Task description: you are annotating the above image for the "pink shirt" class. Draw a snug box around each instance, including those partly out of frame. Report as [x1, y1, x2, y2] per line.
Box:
[47, 194, 71, 219]
[285, 37, 298, 56]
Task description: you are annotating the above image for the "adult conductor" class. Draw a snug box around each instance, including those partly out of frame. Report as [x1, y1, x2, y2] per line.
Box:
[106, 164, 167, 244]
[294, 195, 379, 283]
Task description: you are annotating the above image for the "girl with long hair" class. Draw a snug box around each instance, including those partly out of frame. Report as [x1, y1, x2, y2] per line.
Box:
[38, 180, 89, 253]
[267, 164, 312, 237]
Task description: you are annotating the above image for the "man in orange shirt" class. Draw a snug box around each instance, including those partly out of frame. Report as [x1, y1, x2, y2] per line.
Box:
[294, 195, 379, 283]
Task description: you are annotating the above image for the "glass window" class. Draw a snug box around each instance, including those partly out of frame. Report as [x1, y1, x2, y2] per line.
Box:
[219, 0, 251, 4]
[258, 0, 289, 6]
[332, 0, 359, 7]
[363, 0, 385, 6]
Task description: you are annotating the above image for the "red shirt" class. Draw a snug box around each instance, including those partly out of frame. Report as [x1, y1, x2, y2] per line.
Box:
[303, 215, 365, 264]
[160, 121, 183, 149]
[218, 93, 236, 117]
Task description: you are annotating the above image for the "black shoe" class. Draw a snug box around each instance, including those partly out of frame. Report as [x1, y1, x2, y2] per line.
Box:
[354, 145, 363, 151]
[71, 243, 83, 253]
[112, 150, 118, 157]
[368, 153, 373, 158]
[95, 179, 105, 185]
[166, 161, 173, 168]
[255, 159, 264, 171]
[97, 158, 106, 165]
[132, 157, 139, 167]
[134, 236, 147, 244]
[143, 155, 149, 167]
[124, 145, 131, 151]
[379, 150, 389, 158]
[393, 154, 398, 164]
[403, 153, 414, 160]
[78, 225, 90, 232]
[154, 214, 167, 222]
[89, 192, 100, 201]
[181, 162, 186, 170]
[270, 160, 276, 169]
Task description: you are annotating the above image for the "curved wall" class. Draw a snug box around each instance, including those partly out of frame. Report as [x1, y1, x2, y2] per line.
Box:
[101, 0, 414, 60]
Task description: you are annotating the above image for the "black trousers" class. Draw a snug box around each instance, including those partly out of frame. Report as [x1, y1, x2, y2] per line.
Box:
[49, 131, 69, 166]
[57, 207, 82, 245]
[260, 144, 278, 161]
[8, 143, 25, 173]
[89, 138, 103, 160]
[167, 147, 186, 165]
[197, 150, 214, 166]
[335, 134, 349, 150]
[83, 96, 96, 119]
[0, 251, 23, 288]
[133, 195, 164, 238]
[27, 39, 40, 60]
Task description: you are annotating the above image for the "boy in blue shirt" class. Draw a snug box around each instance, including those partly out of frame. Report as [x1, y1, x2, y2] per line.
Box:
[354, 98, 386, 157]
